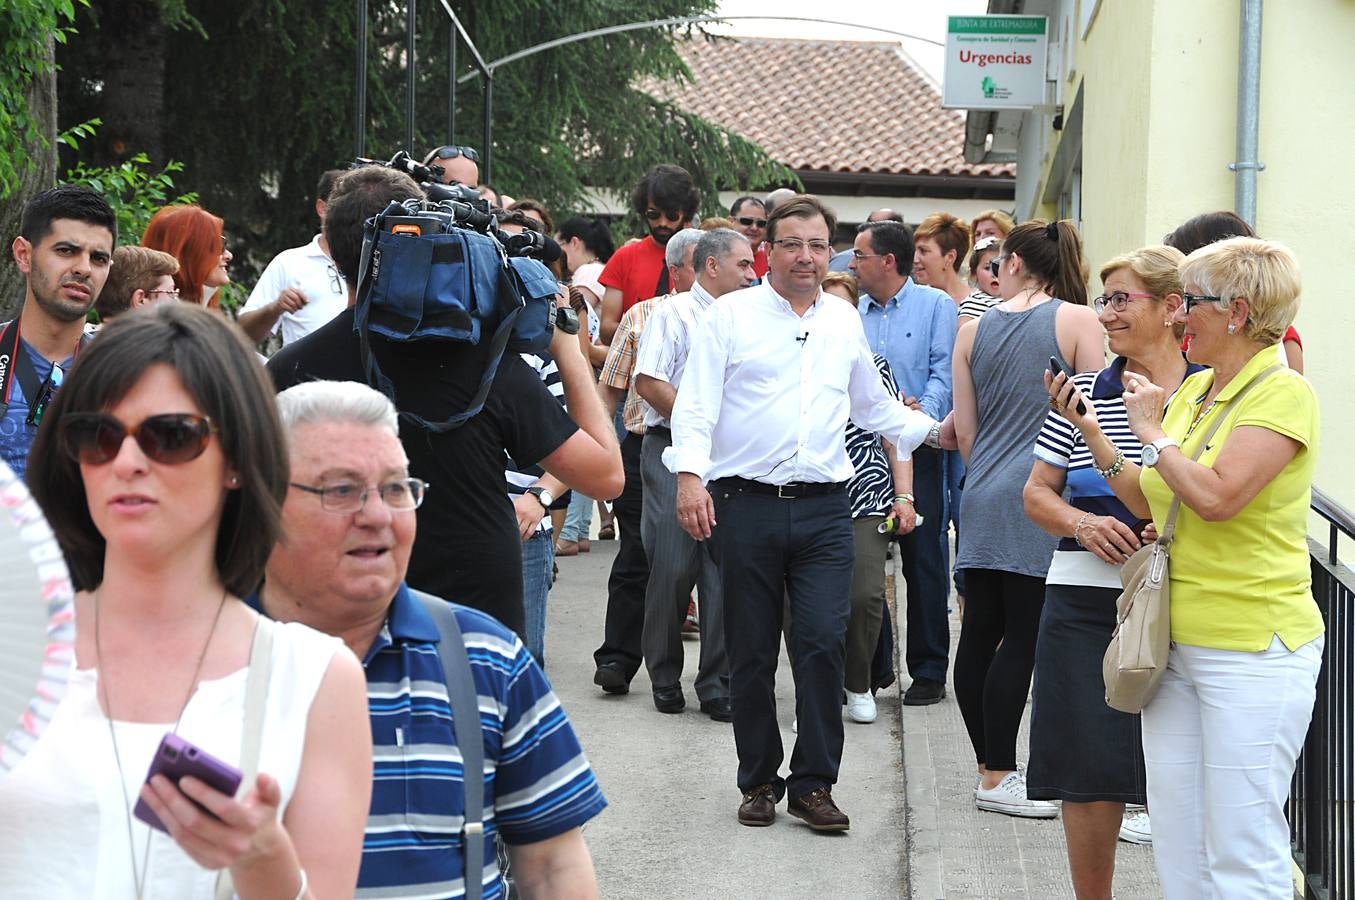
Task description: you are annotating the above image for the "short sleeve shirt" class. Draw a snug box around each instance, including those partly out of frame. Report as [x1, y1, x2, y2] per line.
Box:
[844, 355, 899, 518]
[0, 335, 74, 482]
[266, 309, 577, 636]
[239, 236, 348, 344]
[597, 237, 667, 313]
[1139, 347, 1323, 651]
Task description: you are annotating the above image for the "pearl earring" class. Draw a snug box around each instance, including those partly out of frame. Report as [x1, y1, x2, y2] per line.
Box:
[1164, 321, 1172, 327]
[227, 476, 240, 487]
[1227, 323, 1236, 334]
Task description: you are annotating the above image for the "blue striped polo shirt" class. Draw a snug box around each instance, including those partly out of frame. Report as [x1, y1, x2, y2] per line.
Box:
[248, 584, 606, 898]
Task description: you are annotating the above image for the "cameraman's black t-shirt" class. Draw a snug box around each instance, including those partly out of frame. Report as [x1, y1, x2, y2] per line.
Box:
[267, 308, 577, 638]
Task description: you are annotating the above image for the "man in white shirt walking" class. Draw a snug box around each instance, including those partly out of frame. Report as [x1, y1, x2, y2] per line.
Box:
[634, 228, 757, 721]
[668, 195, 945, 833]
[238, 169, 349, 346]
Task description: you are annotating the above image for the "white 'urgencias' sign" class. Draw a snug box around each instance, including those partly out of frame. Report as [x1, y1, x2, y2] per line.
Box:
[942, 15, 1049, 110]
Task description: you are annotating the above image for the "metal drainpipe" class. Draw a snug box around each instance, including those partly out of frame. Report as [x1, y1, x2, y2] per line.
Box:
[1232, 0, 1264, 227]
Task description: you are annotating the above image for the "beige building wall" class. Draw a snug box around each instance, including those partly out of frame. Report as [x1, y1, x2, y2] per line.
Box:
[1024, 0, 1355, 509]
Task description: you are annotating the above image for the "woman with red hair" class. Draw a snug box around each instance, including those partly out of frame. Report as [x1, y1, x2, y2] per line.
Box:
[141, 205, 233, 308]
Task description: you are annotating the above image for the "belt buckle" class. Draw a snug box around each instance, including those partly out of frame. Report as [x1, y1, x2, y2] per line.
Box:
[777, 483, 796, 499]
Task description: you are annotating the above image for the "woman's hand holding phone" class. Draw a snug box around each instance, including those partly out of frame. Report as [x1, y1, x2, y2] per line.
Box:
[140, 768, 290, 873]
[1045, 359, 1099, 432]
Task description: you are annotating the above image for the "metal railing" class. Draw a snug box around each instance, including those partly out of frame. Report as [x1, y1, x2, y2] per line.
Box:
[1292, 486, 1355, 899]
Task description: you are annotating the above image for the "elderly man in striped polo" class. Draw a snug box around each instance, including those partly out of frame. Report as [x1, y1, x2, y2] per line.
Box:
[249, 379, 605, 899]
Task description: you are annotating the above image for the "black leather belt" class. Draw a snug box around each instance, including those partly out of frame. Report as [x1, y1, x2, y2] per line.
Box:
[714, 476, 846, 499]
[647, 425, 672, 437]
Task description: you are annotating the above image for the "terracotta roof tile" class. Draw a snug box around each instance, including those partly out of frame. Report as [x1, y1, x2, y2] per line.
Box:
[645, 36, 1014, 179]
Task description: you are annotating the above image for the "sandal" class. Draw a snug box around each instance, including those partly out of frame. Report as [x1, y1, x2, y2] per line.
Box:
[598, 523, 616, 540]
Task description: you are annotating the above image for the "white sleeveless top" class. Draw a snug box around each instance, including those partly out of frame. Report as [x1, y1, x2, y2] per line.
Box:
[0, 620, 341, 899]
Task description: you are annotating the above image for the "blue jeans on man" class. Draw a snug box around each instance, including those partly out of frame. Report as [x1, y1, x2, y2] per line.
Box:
[522, 528, 555, 666]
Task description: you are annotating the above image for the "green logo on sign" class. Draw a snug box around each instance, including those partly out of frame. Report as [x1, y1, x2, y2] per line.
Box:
[982, 76, 996, 98]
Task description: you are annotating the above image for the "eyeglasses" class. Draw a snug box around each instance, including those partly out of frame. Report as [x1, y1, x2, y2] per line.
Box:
[289, 478, 428, 513]
[771, 238, 833, 256]
[326, 261, 344, 295]
[851, 249, 886, 262]
[144, 288, 181, 300]
[27, 363, 65, 426]
[1182, 292, 1224, 311]
[61, 413, 217, 465]
[1092, 291, 1156, 313]
[644, 208, 683, 223]
[736, 216, 768, 229]
[987, 255, 1007, 278]
[430, 145, 479, 163]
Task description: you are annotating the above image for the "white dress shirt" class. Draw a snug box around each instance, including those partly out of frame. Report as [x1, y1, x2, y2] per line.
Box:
[240, 235, 349, 345]
[666, 282, 936, 485]
[633, 282, 716, 429]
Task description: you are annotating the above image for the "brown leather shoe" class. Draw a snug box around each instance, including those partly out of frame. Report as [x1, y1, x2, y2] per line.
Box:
[788, 787, 850, 831]
[554, 539, 580, 557]
[737, 784, 778, 827]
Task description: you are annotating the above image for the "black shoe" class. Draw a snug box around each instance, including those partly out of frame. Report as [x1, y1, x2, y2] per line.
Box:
[652, 683, 685, 713]
[699, 697, 733, 722]
[593, 661, 630, 695]
[902, 677, 946, 706]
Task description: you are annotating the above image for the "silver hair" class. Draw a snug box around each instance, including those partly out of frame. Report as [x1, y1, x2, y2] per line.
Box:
[275, 380, 400, 438]
[664, 227, 703, 267]
[693, 228, 749, 274]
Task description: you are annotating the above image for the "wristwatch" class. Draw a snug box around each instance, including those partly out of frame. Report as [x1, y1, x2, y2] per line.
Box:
[924, 421, 943, 449]
[526, 486, 555, 509]
[1141, 437, 1179, 468]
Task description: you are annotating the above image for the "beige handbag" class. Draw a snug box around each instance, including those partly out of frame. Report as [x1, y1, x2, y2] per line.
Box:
[1102, 364, 1282, 713]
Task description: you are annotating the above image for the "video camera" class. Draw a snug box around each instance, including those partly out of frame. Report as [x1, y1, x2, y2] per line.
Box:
[349, 151, 576, 433]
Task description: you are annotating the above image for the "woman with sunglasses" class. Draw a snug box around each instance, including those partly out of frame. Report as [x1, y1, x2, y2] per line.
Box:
[7, 303, 372, 897]
[951, 219, 1104, 819]
[1023, 246, 1203, 897]
[1048, 237, 1321, 898]
[141, 205, 234, 310]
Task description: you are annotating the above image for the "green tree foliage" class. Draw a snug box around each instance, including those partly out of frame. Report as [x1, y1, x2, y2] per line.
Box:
[0, 0, 84, 197]
[55, 0, 794, 284]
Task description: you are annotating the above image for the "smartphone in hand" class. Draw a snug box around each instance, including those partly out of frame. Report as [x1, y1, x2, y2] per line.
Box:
[1048, 356, 1088, 415]
[133, 733, 243, 833]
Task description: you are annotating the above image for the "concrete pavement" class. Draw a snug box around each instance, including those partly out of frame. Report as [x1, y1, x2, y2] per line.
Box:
[544, 540, 1162, 899]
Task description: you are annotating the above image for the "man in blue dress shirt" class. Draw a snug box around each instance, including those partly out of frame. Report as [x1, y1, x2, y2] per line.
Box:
[851, 220, 958, 705]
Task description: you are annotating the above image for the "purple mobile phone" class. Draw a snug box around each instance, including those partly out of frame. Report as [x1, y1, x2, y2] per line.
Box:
[132, 732, 243, 834]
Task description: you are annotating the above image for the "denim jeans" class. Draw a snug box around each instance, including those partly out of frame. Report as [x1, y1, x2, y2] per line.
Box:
[560, 489, 594, 542]
[521, 528, 555, 666]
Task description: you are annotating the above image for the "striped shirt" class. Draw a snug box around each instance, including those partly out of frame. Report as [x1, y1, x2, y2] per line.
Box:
[844, 354, 900, 519]
[599, 295, 668, 435]
[1032, 357, 1203, 587]
[504, 352, 566, 530]
[341, 585, 604, 898]
[957, 290, 999, 320]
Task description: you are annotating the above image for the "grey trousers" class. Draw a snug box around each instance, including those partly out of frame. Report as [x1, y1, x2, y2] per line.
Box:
[639, 430, 730, 701]
[845, 515, 890, 693]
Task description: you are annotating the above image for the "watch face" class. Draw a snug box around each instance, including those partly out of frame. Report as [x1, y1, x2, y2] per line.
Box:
[1142, 444, 1159, 468]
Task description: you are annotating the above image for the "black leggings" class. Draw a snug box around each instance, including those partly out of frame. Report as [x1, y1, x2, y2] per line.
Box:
[953, 568, 1047, 771]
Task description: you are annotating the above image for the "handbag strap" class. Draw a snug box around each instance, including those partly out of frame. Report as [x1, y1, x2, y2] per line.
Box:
[411, 589, 485, 900]
[1158, 363, 1283, 543]
[214, 614, 277, 900]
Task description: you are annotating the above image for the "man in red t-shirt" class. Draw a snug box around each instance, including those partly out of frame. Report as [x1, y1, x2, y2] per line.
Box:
[598, 164, 699, 346]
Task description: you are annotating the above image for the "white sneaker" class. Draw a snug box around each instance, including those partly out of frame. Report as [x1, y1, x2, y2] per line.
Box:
[845, 691, 877, 724]
[974, 771, 1059, 819]
[1119, 810, 1152, 844]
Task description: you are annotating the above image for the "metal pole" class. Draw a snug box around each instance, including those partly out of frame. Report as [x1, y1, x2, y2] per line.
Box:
[1233, 0, 1263, 226]
[447, 22, 457, 143]
[355, 0, 368, 158]
[405, 0, 417, 152]
[482, 74, 492, 184]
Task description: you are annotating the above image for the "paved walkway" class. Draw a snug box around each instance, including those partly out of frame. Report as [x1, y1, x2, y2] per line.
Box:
[545, 540, 1161, 898]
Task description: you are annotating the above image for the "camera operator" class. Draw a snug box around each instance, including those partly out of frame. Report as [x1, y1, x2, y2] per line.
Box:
[267, 165, 622, 639]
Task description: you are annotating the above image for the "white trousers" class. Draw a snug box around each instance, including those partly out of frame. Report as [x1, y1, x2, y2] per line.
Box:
[1141, 634, 1323, 899]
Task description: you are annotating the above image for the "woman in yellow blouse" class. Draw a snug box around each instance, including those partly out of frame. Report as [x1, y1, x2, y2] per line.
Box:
[1046, 236, 1321, 899]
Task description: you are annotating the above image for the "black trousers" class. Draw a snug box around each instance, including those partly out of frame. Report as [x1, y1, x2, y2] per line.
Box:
[710, 482, 855, 800]
[898, 446, 950, 684]
[593, 432, 648, 678]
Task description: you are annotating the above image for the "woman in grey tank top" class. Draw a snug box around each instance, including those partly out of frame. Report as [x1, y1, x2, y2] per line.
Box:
[950, 220, 1105, 819]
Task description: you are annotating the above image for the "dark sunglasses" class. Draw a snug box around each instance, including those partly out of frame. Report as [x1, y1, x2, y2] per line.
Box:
[61, 413, 217, 465]
[736, 216, 768, 229]
[987, 257, 1004, 278]
[644, 208, 683, 222]
[429, 145, 479, 163]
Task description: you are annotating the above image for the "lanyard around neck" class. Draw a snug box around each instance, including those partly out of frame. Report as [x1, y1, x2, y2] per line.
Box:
[0, 318, 83, 418]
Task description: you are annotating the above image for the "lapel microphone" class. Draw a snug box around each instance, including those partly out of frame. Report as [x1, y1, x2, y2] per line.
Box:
[795, 330, 809, 344]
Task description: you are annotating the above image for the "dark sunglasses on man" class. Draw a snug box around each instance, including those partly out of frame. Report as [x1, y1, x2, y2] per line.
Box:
[644, 208, 684, 223]
[422, 145, 480, 165]
[736, 216, 768, 229]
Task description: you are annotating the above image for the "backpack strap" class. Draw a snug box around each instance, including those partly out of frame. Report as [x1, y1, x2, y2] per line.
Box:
[411, 589, 485, 900]
[215, 614, 277, 900]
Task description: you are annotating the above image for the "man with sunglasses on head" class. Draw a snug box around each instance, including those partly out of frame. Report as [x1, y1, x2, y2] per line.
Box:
[729, 196, 769, 279]
[423, 144, 480, 188]
[597, 164, 699, 346]
[239, 169, 350, 347]
[5, 185, 116, 480]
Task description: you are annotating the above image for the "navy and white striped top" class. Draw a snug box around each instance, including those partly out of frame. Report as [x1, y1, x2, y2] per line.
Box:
[845, 354, 900, 519]
[349, 585, 604, 898]
[505, 351, 566, 528]
[1032, 357, 1203, 587]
